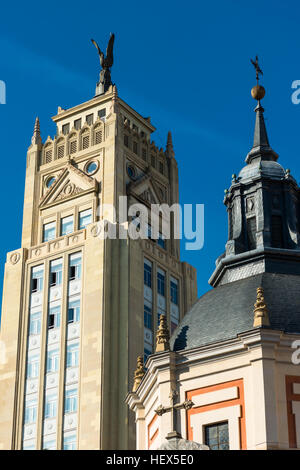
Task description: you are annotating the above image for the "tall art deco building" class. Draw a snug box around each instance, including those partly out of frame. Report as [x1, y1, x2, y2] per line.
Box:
[0, 36, 197, 450]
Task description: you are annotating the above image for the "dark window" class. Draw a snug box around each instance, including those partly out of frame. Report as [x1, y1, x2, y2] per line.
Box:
[32, 278, 38, 293]
[271, 215, 283, 248]
[170, 281, 178, 305]
[133, 141, 138, 154]
[86, 114, 94, 126]
[124, 135, 129, 148]
[69, 266, 76, 281]
[48, 314, 55, 329]
[142, 148, 147, 160]
[62, 124, 70, 135]
[205, 421, 229, 450]
[144, 305, 152, 329]
[98, 108, 106, 119]
[247, 217, 256, 250]
[50, 272, 57, 286]
[157, 272, 165, 296]
[144, 262, 152, 287]
[159, 162, 164, 174]
[74, 118, 81, 130]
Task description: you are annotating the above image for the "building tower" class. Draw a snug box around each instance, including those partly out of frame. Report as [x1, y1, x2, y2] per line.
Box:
[127, 68, 300, 450]
[0, 36, 197, 450]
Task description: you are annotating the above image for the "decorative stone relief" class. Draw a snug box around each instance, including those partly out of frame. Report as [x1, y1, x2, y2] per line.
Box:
[10, 252, 20, 265]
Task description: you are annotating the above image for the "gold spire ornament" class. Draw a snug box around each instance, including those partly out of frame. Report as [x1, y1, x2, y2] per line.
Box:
[253, 287, 270, 327]
[132, 355, 146, 392]
[250, 55, 265, 101]
[155, 314, 170, 353]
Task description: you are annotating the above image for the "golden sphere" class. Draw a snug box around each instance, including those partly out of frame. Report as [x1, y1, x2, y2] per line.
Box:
[251, 85, 265, 100]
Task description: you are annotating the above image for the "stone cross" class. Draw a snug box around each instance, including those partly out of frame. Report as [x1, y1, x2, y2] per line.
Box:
[154, 390, 194, 439]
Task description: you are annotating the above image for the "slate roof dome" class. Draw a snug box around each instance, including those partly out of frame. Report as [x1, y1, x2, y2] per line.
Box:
[238, 160, 286, 181]
[170, 272, 300, 352]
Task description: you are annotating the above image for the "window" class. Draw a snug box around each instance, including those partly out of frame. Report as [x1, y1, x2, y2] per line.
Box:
[95, 129, 102, 144]
[159, 161, 164, 174]
[43, 222, 56, 242]
[46, 349, 59, 373]
[271, 215, 283, 248]
[63, 434, 76, 450]
[31, 267, 44, 293]
[66, 342, 79, 368]
[50, 259, 63, 287]
[24, 399, 37, 424]
[157, 270, 165, 296]
[82, 135, 90, 149]
[48, 306, 61, 329]
[69, 253, 82, 281]
[57, 145, 64, 159]
[247, 216, 256, 250]
[144, 260, 152, 288]
[29, 312, 41, 335]
[64, 388, 77, 414]
[70, 140, 77, 154]
[46, 176, 55, 188]
[68, 299, 80, 324]
[27, 354, 39, 379]
[79, 209, 92, 229]
[98, 108, 106, 119]
[132, 124, 138, 133]
[124, 135, 129, 147]
[158, 233, 166, 250]
[133, 141, 138, 154]
[62, 124, 70, 135]
[43, 439, 56, 450]
[85, 161, 98, 175]
[61, 216, 74, 236]
[144, 304, 152, 329]
[142, 148, 147, 160]
[74, 118, 81, 130]
[170, 278, 178, 305]
[204, 421, 229, 450]
[86, 114, 94, 126]
[44, 393, 57, 419]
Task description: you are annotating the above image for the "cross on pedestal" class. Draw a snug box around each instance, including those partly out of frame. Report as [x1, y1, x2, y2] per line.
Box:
[154, 390, 194, 439]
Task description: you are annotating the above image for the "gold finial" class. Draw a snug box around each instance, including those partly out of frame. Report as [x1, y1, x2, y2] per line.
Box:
[253, 287, 270, 328]
[132, 355, 146, 392]
[250, 55, 265, 101]
[155, 314, 170, 353]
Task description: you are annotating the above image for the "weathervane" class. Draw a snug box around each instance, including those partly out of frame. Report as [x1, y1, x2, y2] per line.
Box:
[250, 55, 265, 102]
[91, 33, 115, 95]
[251, 55, 263, 85]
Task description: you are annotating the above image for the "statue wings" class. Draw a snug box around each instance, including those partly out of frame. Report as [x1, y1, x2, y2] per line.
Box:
[91, 34, 115, 68]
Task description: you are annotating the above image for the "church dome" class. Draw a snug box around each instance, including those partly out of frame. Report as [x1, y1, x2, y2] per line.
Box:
[238, 160, 286, 181]
[170, 272, 300, 352]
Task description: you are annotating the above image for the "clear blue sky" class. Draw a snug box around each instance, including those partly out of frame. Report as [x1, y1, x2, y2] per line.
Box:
[1, 0, 300, 313]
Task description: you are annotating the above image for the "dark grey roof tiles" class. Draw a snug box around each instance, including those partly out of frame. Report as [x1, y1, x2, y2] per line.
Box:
[171, 272, 300, 352]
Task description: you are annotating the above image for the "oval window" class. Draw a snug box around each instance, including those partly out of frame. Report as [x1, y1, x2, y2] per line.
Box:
[46, 176, 55, 188]
[127, 165, 136, 180]
[86, 161, 98, 175]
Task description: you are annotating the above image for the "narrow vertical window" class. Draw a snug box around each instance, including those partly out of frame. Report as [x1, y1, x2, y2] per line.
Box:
[64, 388, 78, 413]
[157, 270, 165, 296]
[204, 421, 229, 450]
[69, 253, 82, 281]
[49, 259, 62, 287]
[79, 209, 92, 229]
[29, 312, 41, 335]
[46, 349, 60, 373]
[43, 222, 56, 242]
[24, 399, 37, 424]
[31, 266, 44, 293]
[48, 306, 61, 329]
[67, 299, 80, 323]
[170, 278, 178, 305]
[144, 260, 152, 288]
[66, 343, 79, 367]
[246, 216, 256, 250]
[61, 216, 74, 236]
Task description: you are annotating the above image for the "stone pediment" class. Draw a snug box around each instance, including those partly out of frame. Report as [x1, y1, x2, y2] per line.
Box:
[127, 175, 162, 207]
[39, 162, 97, 208]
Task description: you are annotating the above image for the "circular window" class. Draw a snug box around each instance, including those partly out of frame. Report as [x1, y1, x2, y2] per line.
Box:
[46, 176, 55, 188]
[127, 164, 136, 180]
[85, 161, 99, 175]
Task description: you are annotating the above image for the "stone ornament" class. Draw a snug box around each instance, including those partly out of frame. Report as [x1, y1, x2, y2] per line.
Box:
[155, 314, 170, 353]
[10, 252, 20, 265]
[132, 355, 146, 392]
[158, 436, 209, 450]
[253, 287, 270, 327]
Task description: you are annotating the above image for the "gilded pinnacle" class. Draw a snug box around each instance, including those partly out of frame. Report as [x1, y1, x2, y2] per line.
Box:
[253, 287, 270, 328]
[155, 314, 170, 353]
[132, 355, 146, 392]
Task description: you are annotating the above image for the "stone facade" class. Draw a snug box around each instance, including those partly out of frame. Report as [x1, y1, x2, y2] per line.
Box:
[0, 85, 197, 450]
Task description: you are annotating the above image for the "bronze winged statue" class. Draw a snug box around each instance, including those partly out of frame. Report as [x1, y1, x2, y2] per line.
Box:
[91, 33, 115, 95]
